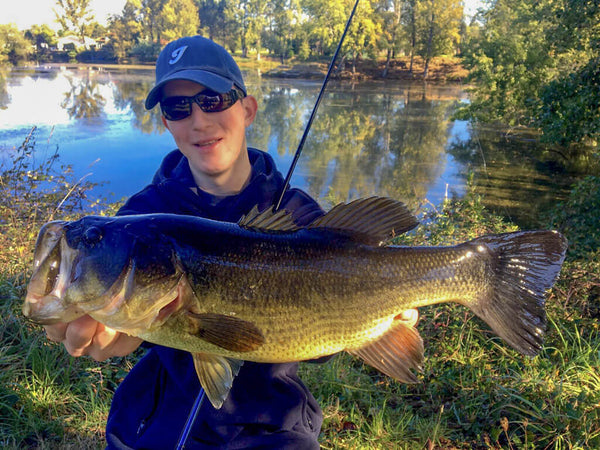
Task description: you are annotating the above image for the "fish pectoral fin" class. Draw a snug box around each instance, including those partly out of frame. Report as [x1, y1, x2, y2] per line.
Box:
[348, 322, 424, 383]
[192, 353, 244, 409]
[187, 312, 265, 352]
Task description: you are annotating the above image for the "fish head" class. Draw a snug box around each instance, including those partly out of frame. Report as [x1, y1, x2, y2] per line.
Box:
[23, 216, 185, 333]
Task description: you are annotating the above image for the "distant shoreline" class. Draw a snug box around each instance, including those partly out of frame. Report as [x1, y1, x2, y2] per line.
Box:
[15, 55, 468, 83]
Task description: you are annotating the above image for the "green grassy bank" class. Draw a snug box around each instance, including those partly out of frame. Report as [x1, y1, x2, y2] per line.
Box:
[1, 130, 599, 448]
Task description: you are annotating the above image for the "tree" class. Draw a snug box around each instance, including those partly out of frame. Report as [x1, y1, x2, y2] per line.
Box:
[54, 0, 95, 43]
[460, 0, 556, 127]
[416, 0, 463, 78]
[264, 0, 302, 63]
[25, 25, 57, 50]
[196, 0, 230, 41]
[0, 24, 31, 65]
[140, 0, 168, 43]
[376, 0, 406, 78]
[160, 0, 200, 42]
[107, 0, 143, 61]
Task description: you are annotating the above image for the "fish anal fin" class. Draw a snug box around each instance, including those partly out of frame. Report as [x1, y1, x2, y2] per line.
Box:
[349, 321, 424, 383]
[187, 312, 265, 352]
[309, 197, 418, 246]
[192, 353, 244, 409]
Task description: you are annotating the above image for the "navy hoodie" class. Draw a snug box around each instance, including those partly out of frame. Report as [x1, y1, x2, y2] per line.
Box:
[105, 148, 324, 449]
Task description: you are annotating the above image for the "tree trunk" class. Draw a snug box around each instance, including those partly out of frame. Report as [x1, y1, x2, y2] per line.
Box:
[423, 9, 435, 79]
[383, 48, 392, 78]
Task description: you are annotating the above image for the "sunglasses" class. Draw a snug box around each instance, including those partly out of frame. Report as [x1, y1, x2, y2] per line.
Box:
[160, 87, 246, 121]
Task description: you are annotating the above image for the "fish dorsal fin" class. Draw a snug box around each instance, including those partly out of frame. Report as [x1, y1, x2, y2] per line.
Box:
[192, 353, 244, 409]
[348, 319, 424, 383]
[309, 197, 418, 246]
[238, 205, 301, 232]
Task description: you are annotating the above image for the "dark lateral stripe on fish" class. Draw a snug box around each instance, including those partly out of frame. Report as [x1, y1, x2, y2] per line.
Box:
[459, 231, 567, 355]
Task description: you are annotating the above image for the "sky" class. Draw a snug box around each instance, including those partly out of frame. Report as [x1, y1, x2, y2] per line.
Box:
[2, 0, 128, 30]
[2, 0, 484, 31]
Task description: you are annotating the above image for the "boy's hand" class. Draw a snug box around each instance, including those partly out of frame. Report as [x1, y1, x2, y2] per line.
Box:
[44, 315, 143, 361]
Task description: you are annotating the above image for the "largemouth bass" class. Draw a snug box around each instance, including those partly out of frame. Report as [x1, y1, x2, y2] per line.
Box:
[23, 197, 567, 408]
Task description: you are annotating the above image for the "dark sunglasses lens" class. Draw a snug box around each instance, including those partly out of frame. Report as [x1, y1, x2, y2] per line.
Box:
[161, 97, 192, 120]
[197, 93, 226, 112]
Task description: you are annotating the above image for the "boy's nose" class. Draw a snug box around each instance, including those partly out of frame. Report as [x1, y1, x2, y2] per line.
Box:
[189, 103, 212, 126]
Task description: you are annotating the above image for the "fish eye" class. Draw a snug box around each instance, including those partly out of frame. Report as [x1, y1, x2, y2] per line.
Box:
[83, 226, 103, 246]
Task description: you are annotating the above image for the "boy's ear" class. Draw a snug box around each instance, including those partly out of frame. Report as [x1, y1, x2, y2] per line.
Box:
[242, 95, 258, 126]
[161, 116, 170, 130]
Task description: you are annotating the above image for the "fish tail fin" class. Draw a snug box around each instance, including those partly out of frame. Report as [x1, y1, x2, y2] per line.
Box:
[465, 230, 567, 355]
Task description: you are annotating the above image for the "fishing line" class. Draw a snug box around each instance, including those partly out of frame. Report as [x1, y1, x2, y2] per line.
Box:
[177, 2, 360, 446]
[175, 388, 206, 450]
[273, 0, 361, 212]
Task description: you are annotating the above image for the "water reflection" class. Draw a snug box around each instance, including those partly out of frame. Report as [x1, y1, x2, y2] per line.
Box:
[112, 74, 165, 134]
[0, 67, 8, 109]
[61, 71, 106, 120]
[2, 65, 590, 228]
[447, 127, 579, 228]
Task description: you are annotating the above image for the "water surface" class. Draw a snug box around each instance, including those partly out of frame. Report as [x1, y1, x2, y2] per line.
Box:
[0, 65, 582, 227]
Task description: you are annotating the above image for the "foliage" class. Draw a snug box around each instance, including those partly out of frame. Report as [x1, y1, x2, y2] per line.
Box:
[547, 175, 600, 261]
[130, 41, 163, 63]
[460, 0, 599, 148]
[159, 0, 201, 42]
[0, 128, 107, 276]
[415, 0, 463, 78]
[54, 0, 94, 43]
[0, 24, 31, 65]
[24, 24, 57, 51]
[459, 0, 555, 127]
[538, 57, 600, 148]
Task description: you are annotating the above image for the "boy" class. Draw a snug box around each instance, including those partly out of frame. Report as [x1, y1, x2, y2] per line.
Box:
[44, 35, 325, 449]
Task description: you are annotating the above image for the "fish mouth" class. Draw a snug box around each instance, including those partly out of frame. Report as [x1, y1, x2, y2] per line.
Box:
[23, 221, 84, 324]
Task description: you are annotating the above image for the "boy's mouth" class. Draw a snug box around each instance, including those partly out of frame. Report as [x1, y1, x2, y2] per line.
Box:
[195, 138, 221, 148]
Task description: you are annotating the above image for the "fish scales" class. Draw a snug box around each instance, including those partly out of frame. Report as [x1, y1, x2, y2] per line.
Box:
[23, 197, 567, 408]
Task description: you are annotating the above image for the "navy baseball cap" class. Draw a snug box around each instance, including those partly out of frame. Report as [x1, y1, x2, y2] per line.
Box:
[145, 35, 246, 110]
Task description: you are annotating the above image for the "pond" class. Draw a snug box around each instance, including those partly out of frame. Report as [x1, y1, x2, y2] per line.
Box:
[0, 64, 587, 228]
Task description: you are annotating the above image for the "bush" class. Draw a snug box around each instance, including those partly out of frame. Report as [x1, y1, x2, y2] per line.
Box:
[0, 127, 105, 277]
[130, 41, 162, 63]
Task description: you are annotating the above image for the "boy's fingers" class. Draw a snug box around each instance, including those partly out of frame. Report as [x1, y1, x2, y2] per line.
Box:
[63, 315, 98, 357]
[397, 309, 419, 328]
[44, 322, 69, 342]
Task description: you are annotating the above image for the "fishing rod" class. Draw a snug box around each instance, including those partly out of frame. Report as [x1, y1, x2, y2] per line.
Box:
[176, 1, 360, 447]
[273, 0, 361, 212]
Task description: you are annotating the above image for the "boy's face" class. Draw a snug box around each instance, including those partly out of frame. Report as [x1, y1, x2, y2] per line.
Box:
[161, 79, 258, 194]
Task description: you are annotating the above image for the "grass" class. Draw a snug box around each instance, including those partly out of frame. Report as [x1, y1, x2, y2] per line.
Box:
[1, 130, 599, 448]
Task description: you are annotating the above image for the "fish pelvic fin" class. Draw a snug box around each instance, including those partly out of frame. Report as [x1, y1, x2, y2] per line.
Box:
[187, 312, 265, 352]
[348, 320, 424, 383]
[192, 353, 244, 409]
[464, 230, 568, 356]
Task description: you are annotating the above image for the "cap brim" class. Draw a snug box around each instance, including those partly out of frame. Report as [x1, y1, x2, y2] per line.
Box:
[145, 69, 235, 110]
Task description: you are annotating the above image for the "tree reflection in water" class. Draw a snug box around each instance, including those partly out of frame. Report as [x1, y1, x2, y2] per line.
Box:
[61, 71, 107, 120]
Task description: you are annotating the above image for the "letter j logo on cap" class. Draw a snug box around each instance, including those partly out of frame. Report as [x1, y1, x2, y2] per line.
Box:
[169, 45, 188, 64]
